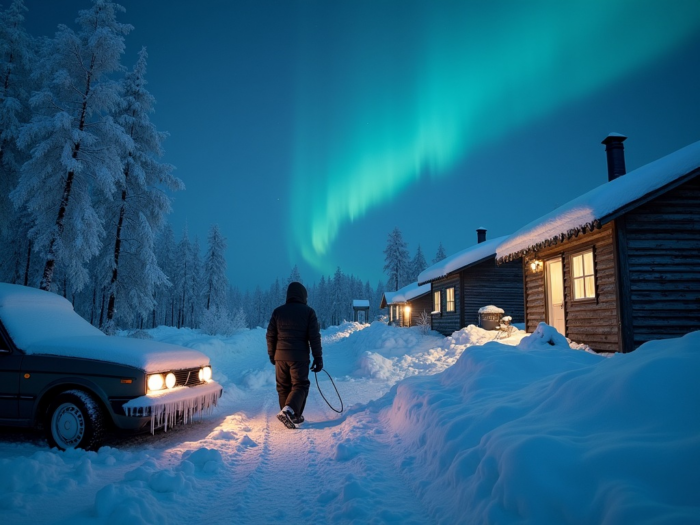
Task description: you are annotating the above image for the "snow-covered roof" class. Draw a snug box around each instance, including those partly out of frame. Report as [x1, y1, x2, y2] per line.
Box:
[0, 283, 209, 372]
[353, 300, 370, 308]
[418, 236, 508, 284]
[381, 282, 431, 307]
[497, 140, 700, 262]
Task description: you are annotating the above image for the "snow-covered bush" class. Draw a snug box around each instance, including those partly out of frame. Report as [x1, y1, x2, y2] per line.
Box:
[417, 309, 431, 335]
[201, 306, 244, 336]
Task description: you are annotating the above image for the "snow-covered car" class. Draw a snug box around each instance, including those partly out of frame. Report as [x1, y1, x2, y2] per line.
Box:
[0, 283, 222, 450]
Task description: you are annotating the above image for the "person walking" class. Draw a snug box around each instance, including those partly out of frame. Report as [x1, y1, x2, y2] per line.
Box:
[267, 281, 323, 429]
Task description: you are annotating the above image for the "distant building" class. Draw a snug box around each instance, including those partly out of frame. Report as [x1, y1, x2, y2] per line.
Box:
[352, 300, 370, 323]
[418, 229, 524, 336]
[497, 135, 700, 353]
[380, 282, 431, 327]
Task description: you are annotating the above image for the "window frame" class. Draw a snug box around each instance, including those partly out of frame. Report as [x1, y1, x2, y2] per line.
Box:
[446, 287, 455, 312]
[571, 248, 596, 301]
[432, 290, 441, 314]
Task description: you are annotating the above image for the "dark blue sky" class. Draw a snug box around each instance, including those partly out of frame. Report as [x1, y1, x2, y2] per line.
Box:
[27, 0, 700, 290]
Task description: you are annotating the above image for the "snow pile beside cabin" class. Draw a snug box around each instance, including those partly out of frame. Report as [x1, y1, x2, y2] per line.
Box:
[497, 139, 700, 260]
[373, 327, 700, 523]
[418, 235, 507, 283]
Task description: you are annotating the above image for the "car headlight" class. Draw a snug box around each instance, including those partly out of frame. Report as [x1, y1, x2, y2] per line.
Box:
[199, 366, 212, 382]
[165, 372, 176, 389]
[147, 373, 164, 391]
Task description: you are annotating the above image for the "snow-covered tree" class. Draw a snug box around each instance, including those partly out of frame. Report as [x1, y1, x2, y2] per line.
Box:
[433, 242, 447, 264]
[287, 264, 302, 284]
[409, 245, 427, 282]
[12, 0, 133, 292]
[154, 224, 176, 326]
[204, 224, 228, 312]
[0, 0, 35, 285]
[103, 48, 181, 331]
[383, 227, 409, 291]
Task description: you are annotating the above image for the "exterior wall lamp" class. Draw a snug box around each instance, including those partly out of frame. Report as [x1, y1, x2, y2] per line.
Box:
[404, 305, 411, 326]
[530, 259, 543, 272]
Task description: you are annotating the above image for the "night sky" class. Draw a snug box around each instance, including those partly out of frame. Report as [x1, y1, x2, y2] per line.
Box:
[26, 0, 700, 290]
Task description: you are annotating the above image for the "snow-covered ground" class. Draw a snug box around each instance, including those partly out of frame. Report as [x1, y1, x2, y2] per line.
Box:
[1, 322, 698, 524]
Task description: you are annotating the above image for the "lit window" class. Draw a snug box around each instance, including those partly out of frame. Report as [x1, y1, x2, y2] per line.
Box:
[446, 287, 455, 312]
[433, 291, 441, 313]
[572, 250, 595, 300]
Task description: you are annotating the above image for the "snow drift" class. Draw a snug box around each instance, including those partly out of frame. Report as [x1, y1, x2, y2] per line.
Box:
[378, 328, 700, 524]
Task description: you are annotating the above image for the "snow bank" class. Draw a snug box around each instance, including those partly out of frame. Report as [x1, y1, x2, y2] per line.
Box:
[0, 447, 135, 511]
[379, 329, 700, 523]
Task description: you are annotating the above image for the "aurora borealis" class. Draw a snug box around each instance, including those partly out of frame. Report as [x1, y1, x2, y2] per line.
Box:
[290, 0, 700, 273]
[27, 0, 700, 288]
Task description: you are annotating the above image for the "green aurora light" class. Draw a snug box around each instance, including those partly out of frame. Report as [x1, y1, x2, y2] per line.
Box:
[290, 0, 700, 272]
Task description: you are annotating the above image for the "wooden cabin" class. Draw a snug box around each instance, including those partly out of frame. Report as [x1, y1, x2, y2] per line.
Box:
[418, 229, 524, 336]
[352, 300, 370, 323]
[496, 135, 700, 353]
[380, 282, 432, 327]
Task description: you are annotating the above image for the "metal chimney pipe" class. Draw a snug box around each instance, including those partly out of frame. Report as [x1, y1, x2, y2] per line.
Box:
[602, 133, 627, 181]
[476, 228, 487, 244]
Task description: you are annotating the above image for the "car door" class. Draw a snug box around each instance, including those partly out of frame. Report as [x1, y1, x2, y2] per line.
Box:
[0, 327, 22, 420]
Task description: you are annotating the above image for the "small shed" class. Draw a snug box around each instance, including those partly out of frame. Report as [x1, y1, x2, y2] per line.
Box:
[496, 135, 700, 353]
[380, 282, 432, 327]
[352, 300, 370, 323]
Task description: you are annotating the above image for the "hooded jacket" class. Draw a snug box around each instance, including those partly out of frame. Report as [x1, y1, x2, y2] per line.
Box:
[266, 282, 323, 362]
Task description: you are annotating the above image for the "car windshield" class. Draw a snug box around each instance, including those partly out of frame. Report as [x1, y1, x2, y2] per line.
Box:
[0, 293, 104, 350]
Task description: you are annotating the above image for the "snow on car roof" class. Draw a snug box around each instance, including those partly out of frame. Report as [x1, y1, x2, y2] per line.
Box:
[418, 236, 508, 284]
[497, 139, 700, 262]
[0, 284, 208, 372]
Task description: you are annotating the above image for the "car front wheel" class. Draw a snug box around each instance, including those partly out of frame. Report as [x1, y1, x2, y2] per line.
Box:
[45, 390, 105, 451]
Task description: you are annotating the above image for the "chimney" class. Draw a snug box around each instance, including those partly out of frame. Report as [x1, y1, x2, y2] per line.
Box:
[602, 133, 627, 181]
[476, 228, 487, 244]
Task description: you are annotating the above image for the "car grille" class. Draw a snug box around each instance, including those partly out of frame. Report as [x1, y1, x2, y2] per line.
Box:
[173, 367, 205, 387]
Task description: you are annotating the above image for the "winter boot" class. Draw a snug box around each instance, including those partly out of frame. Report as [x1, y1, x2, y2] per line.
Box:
[292, 415, 305, 425]
[277, 407, 296, 429]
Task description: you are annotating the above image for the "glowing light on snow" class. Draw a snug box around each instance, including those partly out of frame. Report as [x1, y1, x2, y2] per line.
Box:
[290, 0, 700, 271]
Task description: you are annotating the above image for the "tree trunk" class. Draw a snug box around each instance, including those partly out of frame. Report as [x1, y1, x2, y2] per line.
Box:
[23, 242, 31, 286]
[98, 290, 106, 329]
[106, 181, 128, 324]
[40, 60, 93, 291]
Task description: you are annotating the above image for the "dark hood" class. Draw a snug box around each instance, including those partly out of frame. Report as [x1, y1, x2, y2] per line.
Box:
[286, 281, 307, 304]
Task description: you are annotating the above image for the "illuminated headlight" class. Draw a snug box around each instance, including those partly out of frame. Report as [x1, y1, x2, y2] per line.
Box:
[165, 372, 176, 389]
[147, 373, 164, 391]
[199, 366, 212, 382]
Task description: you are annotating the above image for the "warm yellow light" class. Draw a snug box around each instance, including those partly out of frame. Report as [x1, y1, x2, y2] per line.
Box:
[147, 374, 164, 391]
[530, 259, 543, 272]
[202, 366, 212, 382]
[165, 372, 176, 389]
[404, 305, 411, 315]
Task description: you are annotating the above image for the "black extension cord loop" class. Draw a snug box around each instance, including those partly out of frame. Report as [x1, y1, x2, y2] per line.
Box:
[314, 369, 344, 413]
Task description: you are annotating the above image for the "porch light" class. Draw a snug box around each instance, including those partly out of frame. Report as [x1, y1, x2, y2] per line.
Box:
[404, 305, 411, 316]
[530, 259, 543, 272]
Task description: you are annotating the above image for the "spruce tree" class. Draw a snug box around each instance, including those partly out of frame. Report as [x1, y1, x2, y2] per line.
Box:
[204, 224, 229, 312]
[410, 244, 427, 282]
[104, 48, 181, 330]
[433, 242, 447, 264]
[383, 227, 409, 291]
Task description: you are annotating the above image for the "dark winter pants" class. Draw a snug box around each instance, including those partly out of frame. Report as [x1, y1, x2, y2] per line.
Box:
[275, 360, 310, 417]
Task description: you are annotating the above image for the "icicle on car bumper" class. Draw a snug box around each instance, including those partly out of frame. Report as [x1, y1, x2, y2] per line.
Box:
[122, 381, 223, 434]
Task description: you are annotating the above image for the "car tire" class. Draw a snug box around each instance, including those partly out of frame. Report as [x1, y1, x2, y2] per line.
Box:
[45, 390, 105, 451]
